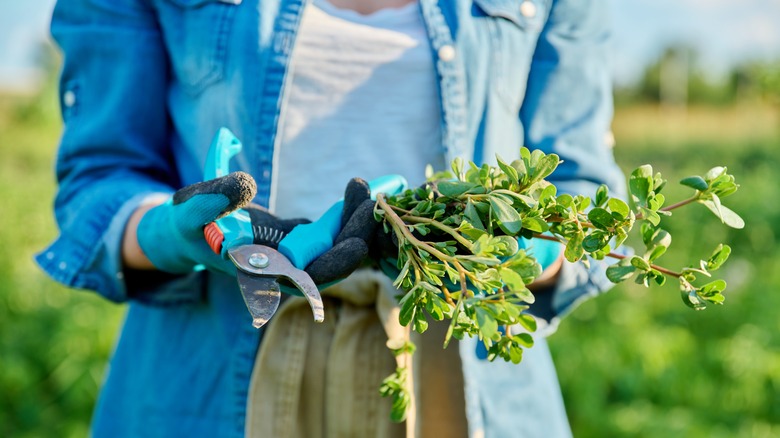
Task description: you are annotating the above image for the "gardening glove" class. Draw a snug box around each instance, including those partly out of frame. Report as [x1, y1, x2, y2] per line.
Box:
[136, 172, 308, 276]
[304, 177, 384, 285]
[138, 173, 392, 288]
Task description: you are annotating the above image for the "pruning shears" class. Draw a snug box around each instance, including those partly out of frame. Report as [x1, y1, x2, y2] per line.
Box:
[202, 128, 407, 328]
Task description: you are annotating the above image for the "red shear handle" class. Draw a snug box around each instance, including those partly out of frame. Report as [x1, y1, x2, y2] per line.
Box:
[204, 222, 225, 255]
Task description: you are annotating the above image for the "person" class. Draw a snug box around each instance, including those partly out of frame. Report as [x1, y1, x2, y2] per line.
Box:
[37, 0, 626, 436]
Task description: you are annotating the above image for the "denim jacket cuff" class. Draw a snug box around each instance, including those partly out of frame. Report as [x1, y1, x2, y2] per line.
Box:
[37, 190, 206, 306]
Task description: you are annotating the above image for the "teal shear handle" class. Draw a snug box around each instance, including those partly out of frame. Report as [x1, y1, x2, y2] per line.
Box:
[278, 175, 408, 270]
[202, 127, 409, 265]
[203, 128, 254, 255]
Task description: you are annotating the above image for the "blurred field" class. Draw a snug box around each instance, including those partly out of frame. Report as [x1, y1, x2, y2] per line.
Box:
[0, 89, 124, 438]
[551, 102, 780, 437]
[1, 86, 778, 437]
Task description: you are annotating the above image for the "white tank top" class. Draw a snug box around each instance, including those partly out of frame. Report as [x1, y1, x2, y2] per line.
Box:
[271, 0, 445, 219]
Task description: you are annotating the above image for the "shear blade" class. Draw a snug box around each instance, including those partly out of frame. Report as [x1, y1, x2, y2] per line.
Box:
[235, 271, 281, 329]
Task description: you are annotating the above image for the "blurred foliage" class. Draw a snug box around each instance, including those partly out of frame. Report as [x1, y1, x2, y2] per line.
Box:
[550, 102, 780, 437]
[0, 87, 124, 437]
[1, 75, 779, 436]
[615, 47, 780, 108]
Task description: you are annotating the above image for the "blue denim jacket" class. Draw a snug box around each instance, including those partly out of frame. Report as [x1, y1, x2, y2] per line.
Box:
[39, 0, 625, 436]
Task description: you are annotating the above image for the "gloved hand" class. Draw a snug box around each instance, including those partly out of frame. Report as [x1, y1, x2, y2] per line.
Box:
[137, 172, 303, 275]
[137, 172, 384, 284]
[305, 177, 383, 284]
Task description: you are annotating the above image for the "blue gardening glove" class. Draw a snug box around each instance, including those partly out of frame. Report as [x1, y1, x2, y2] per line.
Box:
[303, 177, 383, 285]
[137, 172, 256, 274]
[137, 172, 308, 275]
[138, 173, 384, 284]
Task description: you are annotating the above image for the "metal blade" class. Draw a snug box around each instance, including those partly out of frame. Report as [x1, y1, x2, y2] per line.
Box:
[234, 271, 281, 329]
[228, 245, 325, 324]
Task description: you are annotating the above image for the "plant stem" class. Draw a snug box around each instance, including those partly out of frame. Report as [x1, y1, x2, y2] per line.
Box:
[604, 252, 682, 277]
[635, 195, 698, 220]
[378, 194, 474, 294]
[378, 194, 455, 263]
[530, 233, 682, 278]
[661, 196, 698, 212]
[401, 215, 474, 251]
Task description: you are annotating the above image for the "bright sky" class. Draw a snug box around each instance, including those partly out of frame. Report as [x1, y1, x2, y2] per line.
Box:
[2, 0, 779, 90]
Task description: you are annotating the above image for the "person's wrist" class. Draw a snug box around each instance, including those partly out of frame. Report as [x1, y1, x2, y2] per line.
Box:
[122, 199, 166, 270]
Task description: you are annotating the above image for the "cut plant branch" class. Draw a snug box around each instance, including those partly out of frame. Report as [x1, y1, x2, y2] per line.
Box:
[372, 148, 743, 422]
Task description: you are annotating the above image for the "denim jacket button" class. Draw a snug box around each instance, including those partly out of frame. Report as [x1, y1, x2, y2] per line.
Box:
[604, 131, 616, 148]
[520, 1, 537, 18]
[63, 90, 76, 107]
[438, 45, 456, 62]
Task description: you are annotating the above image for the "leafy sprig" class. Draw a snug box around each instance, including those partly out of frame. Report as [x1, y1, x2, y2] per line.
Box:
[373, 148, 742, 421]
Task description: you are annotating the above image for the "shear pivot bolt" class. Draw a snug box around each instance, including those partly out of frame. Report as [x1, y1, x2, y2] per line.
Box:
[248, 253, 270, 268]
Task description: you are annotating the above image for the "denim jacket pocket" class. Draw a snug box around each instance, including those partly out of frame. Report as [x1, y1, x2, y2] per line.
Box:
[472, 0, 548, 112]
[157, 0, 241, 95]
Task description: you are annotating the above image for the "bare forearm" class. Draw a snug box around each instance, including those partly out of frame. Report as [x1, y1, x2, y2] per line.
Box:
[121, 201, 164, 270]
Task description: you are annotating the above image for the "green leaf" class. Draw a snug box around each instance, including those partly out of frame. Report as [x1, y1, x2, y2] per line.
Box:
[503, 301, 522, 320]
[648, 193, 665, 211]
[463, 200, 486, 231]
[680, 175, 708, 191]
[500, 268, 534, 303]
[398, 291, 417, 326]
[451, 157, 465, 178]
[606, 263, 637, 283]
[630, 256, 652, 271]
[517, 314, 537, 333]
[629, 165, 653, 204]
[682, 289, 707, 310]
[489, 196, 523, 235]
[564, 232, 585, 262]
[646, 245, 667, 261]
[427, 294, 451, 320]
[538, 184, 557, 203]
[414, 312, 429, 333]
[649, 228, 672, 249]
[587, 207, 615, 230]
[534, 154, 560, 181]
[556, 193, 574, 208]
[498, 268, 525, 292]
[508, 345, 523, 364]
[699, 279, 727, 296]
[582, 233, 607, 253]
[511, 159, 528, 182]
[575, 195, 591, 212]
[595, 184, 609, 207]
[460, 255, 502, 266]
[438, 181, 480, 198]
[640, 222, 655, 246]
[642, 208, 661, 226]
[493, 235, 519, 257]
[475, 307, 499, 340]
[704, 166, 727, 181]
[706, 244, 731, 271]
[523, 216, 549, 233]
[607, 198, 630, 219]
[520, 147, 531, 162]
[700, 200, 745, 229]
[496, 155, 519, 184]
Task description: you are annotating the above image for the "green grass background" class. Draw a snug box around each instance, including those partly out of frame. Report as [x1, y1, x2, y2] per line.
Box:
[1, 84, 778, 437]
